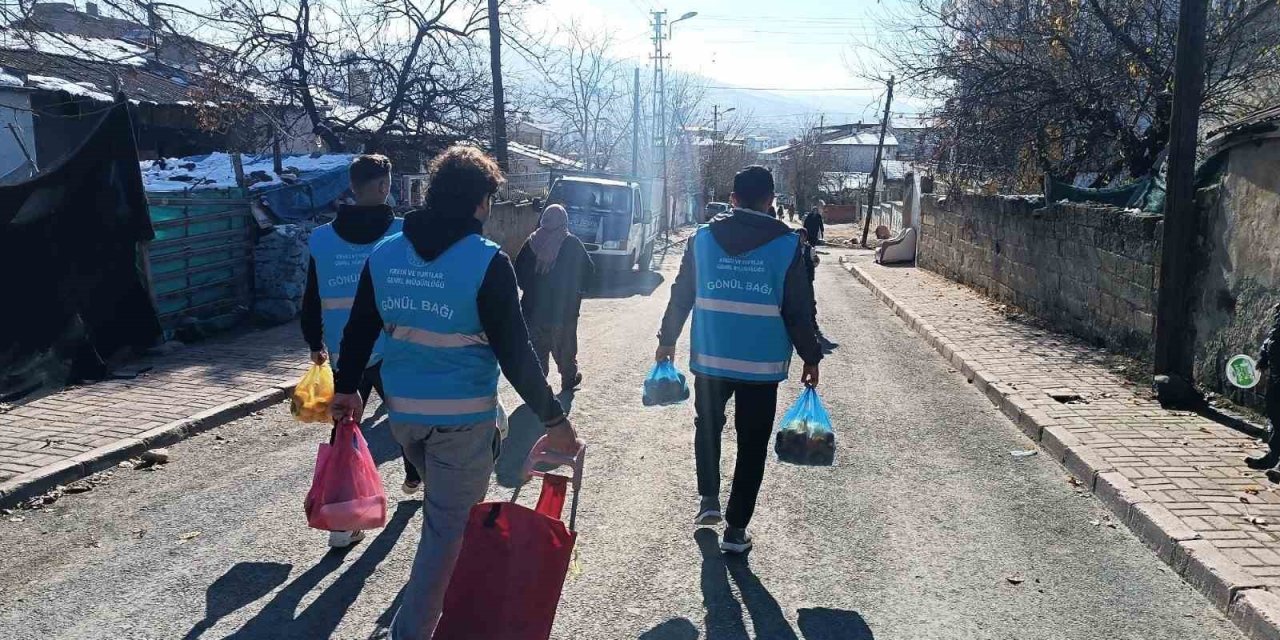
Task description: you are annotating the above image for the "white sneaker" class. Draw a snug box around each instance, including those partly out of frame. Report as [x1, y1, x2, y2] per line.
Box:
[402, 480, 422, 495]
[328, 530, 366, 548]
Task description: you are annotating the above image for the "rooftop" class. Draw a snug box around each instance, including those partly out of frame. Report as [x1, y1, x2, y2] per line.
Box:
[509, 141, 583, 169]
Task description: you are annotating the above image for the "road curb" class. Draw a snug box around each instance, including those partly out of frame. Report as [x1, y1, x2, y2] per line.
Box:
[0, 384, 293, 509]
[843, 258, 1280, 640]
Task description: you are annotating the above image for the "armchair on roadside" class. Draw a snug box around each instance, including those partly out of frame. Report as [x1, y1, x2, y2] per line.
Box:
[875, 171, 922, 265]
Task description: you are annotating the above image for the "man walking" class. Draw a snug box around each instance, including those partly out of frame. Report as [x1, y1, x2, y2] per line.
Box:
[330, 145, 579, 640]
[515, 204, 594, 392]
[803, 203, 825, 245]
[301, 154, 420, 548]
[655, 165, 822, 554]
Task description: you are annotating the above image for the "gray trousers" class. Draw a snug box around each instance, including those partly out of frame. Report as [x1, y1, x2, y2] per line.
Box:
[390, 420, 500, 640]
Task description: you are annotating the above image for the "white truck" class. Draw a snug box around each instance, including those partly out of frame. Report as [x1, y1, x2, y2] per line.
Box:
[543, 175, 660, 271]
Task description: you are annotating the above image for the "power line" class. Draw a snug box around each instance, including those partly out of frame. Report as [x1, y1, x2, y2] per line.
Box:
[704, 86, 880, 92]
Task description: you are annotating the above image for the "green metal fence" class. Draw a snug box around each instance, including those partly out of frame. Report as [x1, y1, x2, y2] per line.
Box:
[145, 188, 255, 329]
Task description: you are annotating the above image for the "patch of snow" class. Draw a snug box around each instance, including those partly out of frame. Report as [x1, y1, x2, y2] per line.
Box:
[141, 152, 354, 192]
[27, 75, 111, 102]
[0, 71, 22, 87]
[0, 29, 149, 67]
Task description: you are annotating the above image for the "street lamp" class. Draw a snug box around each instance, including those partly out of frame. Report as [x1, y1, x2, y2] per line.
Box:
[669, 11, 698, 37]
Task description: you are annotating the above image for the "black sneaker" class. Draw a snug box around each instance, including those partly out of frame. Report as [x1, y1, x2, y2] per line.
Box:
[721, 527, 753, 554]
[694, 496, 723, 526]
[1246, 450, 1280, 470]
[563, 372, 584, 390]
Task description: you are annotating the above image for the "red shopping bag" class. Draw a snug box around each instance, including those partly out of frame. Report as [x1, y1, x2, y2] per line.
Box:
[434, 438, 585, 640]
[304, 417, 387, 532]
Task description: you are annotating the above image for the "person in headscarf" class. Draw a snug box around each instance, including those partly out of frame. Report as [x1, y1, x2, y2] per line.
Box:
[515, 204, 595, 392]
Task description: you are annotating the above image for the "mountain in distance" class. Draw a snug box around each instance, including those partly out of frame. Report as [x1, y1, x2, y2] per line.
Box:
[703, 84, 922, 143]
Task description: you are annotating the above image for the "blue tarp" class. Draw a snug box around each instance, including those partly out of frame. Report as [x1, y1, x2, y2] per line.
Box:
[253, 163, 351, 221]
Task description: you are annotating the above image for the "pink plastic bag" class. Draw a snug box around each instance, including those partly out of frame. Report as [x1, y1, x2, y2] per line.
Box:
[304, 418, 387, 532]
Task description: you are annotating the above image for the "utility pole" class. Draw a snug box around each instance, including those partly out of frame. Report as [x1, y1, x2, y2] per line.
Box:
[651, 10, 668, 233]
[1153, 0, 1210, 408]
[487, 0, 509, 171]
[860, 76, 895, 248]
[632, 68, 641, 177]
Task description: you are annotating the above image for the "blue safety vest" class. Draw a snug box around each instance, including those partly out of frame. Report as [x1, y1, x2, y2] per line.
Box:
[689, 225, 798, 382]
[309, 218, 403, 368]
[368, 232, 500, 426]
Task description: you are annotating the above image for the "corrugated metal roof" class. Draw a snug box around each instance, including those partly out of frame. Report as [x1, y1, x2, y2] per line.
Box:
[0, 48, 245, 104]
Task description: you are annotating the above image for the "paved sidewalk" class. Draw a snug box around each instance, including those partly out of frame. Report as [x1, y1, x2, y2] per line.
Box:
[844, 255, 1280, 639]
[0, 324, 306, 505]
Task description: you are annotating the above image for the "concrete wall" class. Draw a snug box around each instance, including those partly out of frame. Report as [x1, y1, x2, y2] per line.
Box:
[918, 194, 1162, 357]
[1191, 140, 1280, 407]
[484, 200, 538, 257]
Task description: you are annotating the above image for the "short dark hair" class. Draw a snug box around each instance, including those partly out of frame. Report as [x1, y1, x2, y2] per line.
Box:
[732, 165, 774, 211]
[349, 154, 392, 189]
[425, 145, 505, 215]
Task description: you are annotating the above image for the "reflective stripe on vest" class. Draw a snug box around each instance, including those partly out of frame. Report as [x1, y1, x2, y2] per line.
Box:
[384, 395, 497, 416]
[387, 325, 489, 348]
[309, 218, 403, 367]
[692, 354, 789, 376]
[689, 224, 798, 382]
[369, 232, 501, 425]
[694, 296, 779, 317]
[322, 297, 355, 310]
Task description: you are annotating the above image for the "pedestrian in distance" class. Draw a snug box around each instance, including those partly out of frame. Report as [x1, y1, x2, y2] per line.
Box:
[656, 165, 823, 554]
[330, 145, 580, 640]
[797, 228, 838, 352]
[515, 204, 595, 394]
[301, 154, 421, 549]
[803, 203, 825, 246]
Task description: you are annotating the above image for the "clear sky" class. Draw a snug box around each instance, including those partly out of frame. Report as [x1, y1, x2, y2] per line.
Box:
[520, 0, 919, 119]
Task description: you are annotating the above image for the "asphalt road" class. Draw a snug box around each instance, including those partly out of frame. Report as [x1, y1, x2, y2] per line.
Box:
[0, 237, 1245, 640]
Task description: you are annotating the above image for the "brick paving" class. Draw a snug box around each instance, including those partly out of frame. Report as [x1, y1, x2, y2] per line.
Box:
[0, 324, 306, 486]
[845, 255, 1280, 635]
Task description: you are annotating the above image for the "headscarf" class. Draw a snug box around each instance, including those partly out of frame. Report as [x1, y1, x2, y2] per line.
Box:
[528, 204, 570, 274]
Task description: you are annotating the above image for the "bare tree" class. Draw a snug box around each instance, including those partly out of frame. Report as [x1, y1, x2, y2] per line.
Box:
[525, 20, 633, 171]
[886, 0, 1280, 188]
[215, 0, 493, 152]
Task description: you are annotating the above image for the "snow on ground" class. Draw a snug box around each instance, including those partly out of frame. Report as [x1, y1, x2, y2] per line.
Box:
[141, 152, 354, 192]
[0, 71, 22, 88]
[0, 29, 149, 66]
[26, 75, 112, 102]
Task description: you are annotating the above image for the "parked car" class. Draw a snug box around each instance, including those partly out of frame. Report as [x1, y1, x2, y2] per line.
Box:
[704, 202, 731, 222]
[544, 176, 658, 271]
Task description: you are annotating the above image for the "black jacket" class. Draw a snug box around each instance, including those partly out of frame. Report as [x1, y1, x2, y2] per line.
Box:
[300, 204, 396, 352]
[514, 236, 594, 327]
[334, 209, 565, 424]
[657, 208, 823, 369]
[803, 211, 825, 241]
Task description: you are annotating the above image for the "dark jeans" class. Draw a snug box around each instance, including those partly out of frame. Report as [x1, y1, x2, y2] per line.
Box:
[530, 323, 580, 386]
[331, 362, 420, 485]
[694, 375, 779, 529]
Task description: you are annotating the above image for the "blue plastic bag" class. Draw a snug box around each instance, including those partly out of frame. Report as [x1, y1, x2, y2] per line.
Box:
[775, 387, 835, 466]
[643, 361, 690, 406]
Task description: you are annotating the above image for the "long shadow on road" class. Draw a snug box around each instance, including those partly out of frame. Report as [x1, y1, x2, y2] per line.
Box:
[648, 529, 872, 640]
[195, 500, 421, 640]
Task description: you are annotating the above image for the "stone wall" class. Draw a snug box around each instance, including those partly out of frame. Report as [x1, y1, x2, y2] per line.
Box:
[484, 200, 538, 257]
[918, 194, 1163, 357]
[1191, 139, 1280, 408]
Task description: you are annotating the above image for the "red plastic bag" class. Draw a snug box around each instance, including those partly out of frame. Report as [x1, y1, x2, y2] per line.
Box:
[304, 418, 387, 532]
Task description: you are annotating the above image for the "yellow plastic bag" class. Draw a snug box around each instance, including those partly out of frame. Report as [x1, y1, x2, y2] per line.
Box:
[291, 364, 335, 423]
